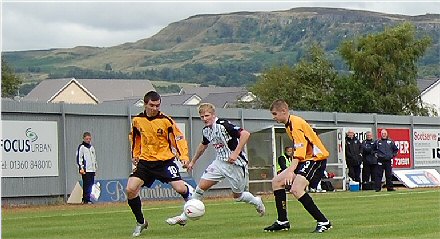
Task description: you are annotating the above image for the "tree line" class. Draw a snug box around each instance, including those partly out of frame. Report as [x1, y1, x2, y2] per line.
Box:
[251, 23, 436, 116]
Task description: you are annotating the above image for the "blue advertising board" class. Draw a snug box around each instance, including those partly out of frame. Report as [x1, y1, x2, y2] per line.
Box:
[80, 177, 197, 203]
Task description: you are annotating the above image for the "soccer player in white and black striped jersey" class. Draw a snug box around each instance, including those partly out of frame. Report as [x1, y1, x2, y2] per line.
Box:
[166, 103, 266, 226]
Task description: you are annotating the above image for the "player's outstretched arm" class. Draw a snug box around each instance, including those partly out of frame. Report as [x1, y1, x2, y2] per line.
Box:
[187, 143, 208, 171]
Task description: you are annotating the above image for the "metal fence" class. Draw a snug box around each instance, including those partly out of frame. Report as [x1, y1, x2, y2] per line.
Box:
[2, 100, 439, 205]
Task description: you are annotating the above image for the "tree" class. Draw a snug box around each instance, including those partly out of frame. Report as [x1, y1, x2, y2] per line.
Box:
[251, 44, 338, 111]
[292, 45, 338, 112]
[1, 59, 22, 98]
[339, 23, 432, 115]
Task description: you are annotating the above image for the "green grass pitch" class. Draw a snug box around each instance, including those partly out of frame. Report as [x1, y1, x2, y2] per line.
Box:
[2, 189, 439, 239]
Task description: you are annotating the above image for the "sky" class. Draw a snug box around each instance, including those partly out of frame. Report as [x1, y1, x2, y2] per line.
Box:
[1, 0, 439, 52]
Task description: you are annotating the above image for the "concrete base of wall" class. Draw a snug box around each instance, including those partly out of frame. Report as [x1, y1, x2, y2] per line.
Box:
[2, 195, 65, 207]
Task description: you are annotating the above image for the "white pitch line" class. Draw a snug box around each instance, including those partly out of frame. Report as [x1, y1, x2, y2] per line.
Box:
[336, 189, 439, 199]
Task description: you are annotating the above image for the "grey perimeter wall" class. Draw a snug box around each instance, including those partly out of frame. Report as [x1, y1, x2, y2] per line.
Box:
[2, 100, 439, 205]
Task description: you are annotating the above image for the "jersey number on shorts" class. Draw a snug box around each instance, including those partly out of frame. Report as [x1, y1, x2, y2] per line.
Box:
[299, 161, 311, 174]
[168, 166, 178, 178]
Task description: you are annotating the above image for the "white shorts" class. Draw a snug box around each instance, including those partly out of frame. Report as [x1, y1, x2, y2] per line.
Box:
[201, 160, 249, 193]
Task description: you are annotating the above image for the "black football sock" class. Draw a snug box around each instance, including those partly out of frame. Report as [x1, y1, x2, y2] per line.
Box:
[274, 189, 288, 222]
[298, 193, 327, 222]
[128, 196, 144, 224]
[181, 184, 190, 200]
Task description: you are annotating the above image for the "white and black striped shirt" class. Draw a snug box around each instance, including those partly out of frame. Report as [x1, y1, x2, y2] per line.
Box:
[202, 118, 248, 167]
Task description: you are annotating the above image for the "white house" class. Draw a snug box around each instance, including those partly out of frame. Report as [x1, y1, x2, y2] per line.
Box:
[418, 78, 440, 115]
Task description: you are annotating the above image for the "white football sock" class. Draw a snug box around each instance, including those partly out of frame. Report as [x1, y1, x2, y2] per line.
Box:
[236, 191, 259, 206]
[192, 186, 204, 201]
[180, 211, 188, 220]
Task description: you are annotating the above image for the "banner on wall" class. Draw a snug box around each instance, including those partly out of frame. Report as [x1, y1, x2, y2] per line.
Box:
[377, 128, 411, 169]
[413, 129, 440, 167]
[342, 127, 372, 143]
[1, 121, 59, 177]
[394, 169, 440, 188]
[68, 177, 197, 203]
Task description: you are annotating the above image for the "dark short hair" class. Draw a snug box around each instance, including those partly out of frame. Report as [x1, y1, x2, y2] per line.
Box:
[83, 132, 91, 138]
[144, 91, 161, 103]
[285, 146, 292, 151]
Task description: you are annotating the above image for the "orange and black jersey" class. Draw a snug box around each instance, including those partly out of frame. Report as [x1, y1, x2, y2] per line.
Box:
[285, 115, 329, 162]
[130, 111, 189, 162]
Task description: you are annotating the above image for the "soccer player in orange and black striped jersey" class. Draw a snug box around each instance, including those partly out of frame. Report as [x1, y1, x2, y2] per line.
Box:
[126, 91, 192, 237]
[264, 99, 332, 233]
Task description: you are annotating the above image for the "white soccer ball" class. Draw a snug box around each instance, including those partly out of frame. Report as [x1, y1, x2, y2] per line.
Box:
[184, 199, 205, 220]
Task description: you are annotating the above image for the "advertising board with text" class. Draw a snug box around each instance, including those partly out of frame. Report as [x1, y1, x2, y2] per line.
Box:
[413, 129, 440, 167]
[80, 178, 197, 202]
[394, 169, 440, 188]
[1, 121, 59, 177]
[377, 128, 411, 169]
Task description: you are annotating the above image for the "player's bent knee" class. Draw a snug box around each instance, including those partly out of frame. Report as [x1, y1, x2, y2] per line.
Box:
[290, 185, 305, 199]
[126, 187, 138, 199]
[171, 181, 187, 194]
[233, 192, 242, 200]
[271, 175, 285, 189]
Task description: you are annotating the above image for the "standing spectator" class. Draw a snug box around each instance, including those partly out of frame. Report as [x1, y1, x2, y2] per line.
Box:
[361, 131, 377, 189]
[345, 129, 362, 183]
[277, 146, 293, 174]
[374, 129, 398, 192]
[76, 132, 98, 204]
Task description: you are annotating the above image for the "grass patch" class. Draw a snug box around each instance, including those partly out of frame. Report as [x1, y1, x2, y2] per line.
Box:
[2, 189, 440, 239]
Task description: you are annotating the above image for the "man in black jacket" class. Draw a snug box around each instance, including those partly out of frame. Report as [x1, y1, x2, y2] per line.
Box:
[361, 131, 377, 189]
[374, 129, 398, 192]
[345, 129, 362, 183]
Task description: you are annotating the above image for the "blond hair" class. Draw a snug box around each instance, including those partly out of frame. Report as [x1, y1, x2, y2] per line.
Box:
[198, 103, 216, 114]
[270, 99, 289, 111]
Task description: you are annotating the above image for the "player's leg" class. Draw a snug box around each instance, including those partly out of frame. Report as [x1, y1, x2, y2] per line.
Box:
[291, 160, 331, 233]
[193, 159, 224, 200]
[166, 160, 221, 226]
[170, 180, 194, 200]
[126, 176, 148, 237]
[193, 178, 217, 199]
[264, 169, 293, 231]
[227, 165, 265, 216]
[166, 178, 217, 226]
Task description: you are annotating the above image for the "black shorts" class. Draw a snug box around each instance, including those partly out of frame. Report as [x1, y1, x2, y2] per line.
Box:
[294, 160, 327, 186]
[130, 159, 182, 188]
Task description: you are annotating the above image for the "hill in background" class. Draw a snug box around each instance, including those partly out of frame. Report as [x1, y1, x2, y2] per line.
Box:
[3, 7, 439, 93]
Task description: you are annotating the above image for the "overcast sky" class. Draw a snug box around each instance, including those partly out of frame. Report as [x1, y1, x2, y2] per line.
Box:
[2, 0, 439, 51]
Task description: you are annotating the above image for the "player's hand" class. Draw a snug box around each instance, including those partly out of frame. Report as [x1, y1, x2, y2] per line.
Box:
[79, 169, 85, 175]
[228, 152, 239, 164]
[185, 161, 195, 172]
[284, 172, 294, 185]
[131, 157, 139, 166]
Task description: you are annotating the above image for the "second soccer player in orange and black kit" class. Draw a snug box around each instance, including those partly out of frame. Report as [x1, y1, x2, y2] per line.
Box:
[126, 91, 192, 237]
[264, 99, 332, 233]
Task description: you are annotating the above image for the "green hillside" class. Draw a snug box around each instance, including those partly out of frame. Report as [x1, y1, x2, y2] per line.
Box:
[3, 7, 439, 88]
